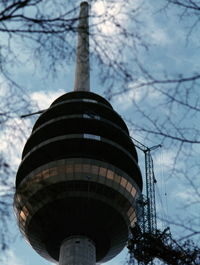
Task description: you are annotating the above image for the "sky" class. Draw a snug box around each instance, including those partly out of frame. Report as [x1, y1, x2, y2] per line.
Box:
[1, 0, 200, 264]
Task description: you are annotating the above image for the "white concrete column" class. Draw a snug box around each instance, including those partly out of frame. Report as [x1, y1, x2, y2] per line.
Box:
[59, 236, 96, 265]
[74, 2, 90, 92]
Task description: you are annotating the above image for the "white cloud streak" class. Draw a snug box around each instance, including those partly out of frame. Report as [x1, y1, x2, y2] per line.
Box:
[31, 89, 65, 110]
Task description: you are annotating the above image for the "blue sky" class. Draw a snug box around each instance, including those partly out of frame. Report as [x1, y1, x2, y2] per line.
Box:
[1, 0, 200, 264]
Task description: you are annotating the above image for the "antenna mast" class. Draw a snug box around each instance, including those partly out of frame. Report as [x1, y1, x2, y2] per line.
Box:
[74, 2, 90, 91]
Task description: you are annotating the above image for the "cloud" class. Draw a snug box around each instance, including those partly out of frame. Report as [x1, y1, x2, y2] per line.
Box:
[31, 89, 65, 110]
[93, 1, 123, 35]
[1, 250, 25, 265]
[112, 79, 165, 112]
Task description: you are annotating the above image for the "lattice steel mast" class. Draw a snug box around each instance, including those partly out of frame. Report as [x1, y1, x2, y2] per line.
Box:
[131, 137, 161, 235]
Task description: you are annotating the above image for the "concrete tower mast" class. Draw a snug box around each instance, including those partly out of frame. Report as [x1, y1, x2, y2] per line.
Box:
[14, 2, 143, 265]
[74, 2, 90, 92]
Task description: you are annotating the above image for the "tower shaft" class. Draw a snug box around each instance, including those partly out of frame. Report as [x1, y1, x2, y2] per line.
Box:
[74, 2, 90, 91]
[59, 237, 96, 265]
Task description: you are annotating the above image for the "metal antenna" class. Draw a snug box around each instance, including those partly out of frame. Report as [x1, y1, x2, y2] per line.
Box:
[74, 2, 90, 91]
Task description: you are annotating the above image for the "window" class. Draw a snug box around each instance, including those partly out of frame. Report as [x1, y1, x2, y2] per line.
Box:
[50, 167, 57, 177]
[91, 165, 99, 174]
[17, 193, 21, 202]
[42, 169, 50, 179]
[29, 177, 36, 188]
[74, 164, 82, 172]
[75, 181, 82, 191]
[25, 201, 32, 210]
[131, 187, 136, 197]
[20, 211, 27, 221]
[121, 177, 127, 188]
[89, 182, 97, 192]
[126, 182, 132, 192]
[35, 173, 42, 183]
[66, 165, 73, 173]
[22, 205, 29, 216]
[20, 216, 26, 226]
[127, 206, 134, 217]
[57, 165, 65, 174]
[83, 164, 90, 173]
[99, 167, 107, 177]
[23, 181, 30, 192]
[114, 173, 121, 183]
[107, 170, 114, 180]
[96, 183, 103, 194]
[129, 211, 136, 222]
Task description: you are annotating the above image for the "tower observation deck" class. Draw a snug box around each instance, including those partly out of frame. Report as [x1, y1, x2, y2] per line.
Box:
[13, 2, 143, 264]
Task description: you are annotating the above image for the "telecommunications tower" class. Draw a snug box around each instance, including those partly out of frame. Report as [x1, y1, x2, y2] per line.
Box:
[13, 2, 143, 264]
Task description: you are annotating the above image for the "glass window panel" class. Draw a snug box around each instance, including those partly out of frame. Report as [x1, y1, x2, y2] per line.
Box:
[39, 189, 47, 200]
[19, 187, 24, 194]
[17, 193, 21, 202]
[82, 181, 88, 191]
[107, 170, 114, 180]
[114, 193, 120, 203]
[99, 167, 107, 177]
[103, 186, 111, 197]
[57, 165, 65, 174]
[109, 190, 116, 200]
[96, 183, 103, 194]
[50, 167, 57, 177]
[127, 206, 134, 217]
[22, 205, 29, 216]
[75, 181, 81, 191]
[91, 165, 99, 175]
[126, 182, 132, 192]
[66, 164, 73, 173]
[51, 183, 60, 194]
[60, 182, 67, 192]
[20, 217, 26, 226]
[131, 219, 136, 227]
[119, 196, 126, 207]
[42, 169, 50, 179]
[19, 222, 25, 230]
[131, 187, 136, 197]
[29, 194, 41, 207]
[114, 173, 121, 183]
[29, 177, 36, 187]
[23, 181, 30, 192]
[89, 182, 97, 192]
[83, 164, 90, 173]
[67, 181, 73, 191]
[20, 211, 27, 221]
[26, 201, 32, 210]
[121, 177, 127, 188]
[35, 173, 42, 183]
[74, 164, 82, 172]
[130, 211, 136, 222]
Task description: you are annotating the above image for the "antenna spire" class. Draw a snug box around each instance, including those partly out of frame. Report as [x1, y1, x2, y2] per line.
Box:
[74, 2, 90, 92]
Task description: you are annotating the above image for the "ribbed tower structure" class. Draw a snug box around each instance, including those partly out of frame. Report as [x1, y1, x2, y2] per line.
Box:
[14, 2, 143, 265]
